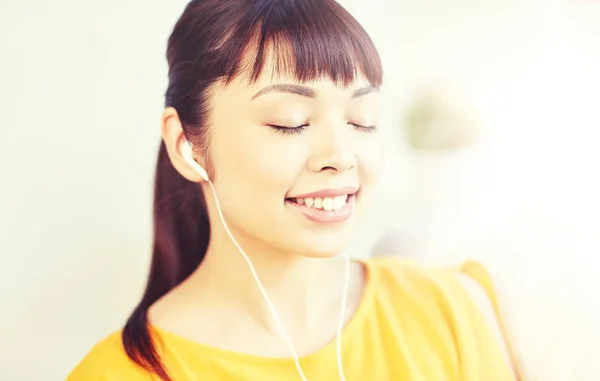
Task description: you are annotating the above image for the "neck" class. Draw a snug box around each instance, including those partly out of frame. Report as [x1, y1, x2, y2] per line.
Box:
[189, 219, 349, 337]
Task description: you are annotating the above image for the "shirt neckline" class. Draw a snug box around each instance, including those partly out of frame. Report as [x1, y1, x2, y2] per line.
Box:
[149, 258, 377, 366]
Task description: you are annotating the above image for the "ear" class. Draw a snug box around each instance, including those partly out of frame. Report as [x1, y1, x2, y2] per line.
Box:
[161, 107, 206, 183]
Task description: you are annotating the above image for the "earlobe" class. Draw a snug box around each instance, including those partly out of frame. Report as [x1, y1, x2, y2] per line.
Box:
[160, 107, 207, 183]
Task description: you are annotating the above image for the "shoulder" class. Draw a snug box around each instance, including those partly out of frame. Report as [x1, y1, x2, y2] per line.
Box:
[365, 256, 499, 306]
[66, 330, 152, 381]
[365, 256, 509, 332]
[365, 256, 522, 380]
[363, 256, 483, 331]
[364, 256, 463, 299]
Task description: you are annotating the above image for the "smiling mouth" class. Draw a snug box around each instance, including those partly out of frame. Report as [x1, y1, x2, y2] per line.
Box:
[285, 194, 352, 212]
[284, 193, 356, 224]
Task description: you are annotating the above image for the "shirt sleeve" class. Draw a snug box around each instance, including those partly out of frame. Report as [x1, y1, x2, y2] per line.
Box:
[456, 260, 527, 381]
[65, 335, 153, 381]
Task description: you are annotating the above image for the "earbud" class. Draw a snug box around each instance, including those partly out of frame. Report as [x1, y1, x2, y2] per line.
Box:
[180, 139, 209, 182]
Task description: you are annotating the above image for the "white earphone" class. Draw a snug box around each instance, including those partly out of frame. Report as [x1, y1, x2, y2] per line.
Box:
[180, 139, 210, 182]
[180, 139, 349, 381]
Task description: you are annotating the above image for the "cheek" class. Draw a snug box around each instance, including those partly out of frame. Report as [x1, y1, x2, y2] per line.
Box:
[252, 139, 309, 192]
[357, 133, 385, 186]
[211, 130, 308, 205]
[211, 131, 318, 252]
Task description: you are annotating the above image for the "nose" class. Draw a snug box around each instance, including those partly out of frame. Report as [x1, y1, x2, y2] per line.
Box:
[308, 123, 357, 173]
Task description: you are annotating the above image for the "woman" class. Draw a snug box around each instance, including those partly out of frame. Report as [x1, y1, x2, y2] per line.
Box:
[68, 0, 524, 380]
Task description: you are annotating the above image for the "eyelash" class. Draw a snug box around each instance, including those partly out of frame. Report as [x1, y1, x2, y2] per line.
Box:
[268, 123, 376, 135]
[268, 124, 308, 135]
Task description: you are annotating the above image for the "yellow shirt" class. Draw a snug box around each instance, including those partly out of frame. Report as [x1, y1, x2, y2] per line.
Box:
[67, 257, 524, 380]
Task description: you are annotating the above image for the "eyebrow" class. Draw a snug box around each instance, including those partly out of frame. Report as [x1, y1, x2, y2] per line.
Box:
[251, 84, 316, 100]
[250, 84, 378, 101]
[351, 85, 378, 98]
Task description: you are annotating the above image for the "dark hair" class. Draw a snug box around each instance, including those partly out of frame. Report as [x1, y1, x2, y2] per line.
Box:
[122, 0, 383, 379]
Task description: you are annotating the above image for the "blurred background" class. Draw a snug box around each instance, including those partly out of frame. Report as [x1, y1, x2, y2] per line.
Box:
[1, 0, 599, 379]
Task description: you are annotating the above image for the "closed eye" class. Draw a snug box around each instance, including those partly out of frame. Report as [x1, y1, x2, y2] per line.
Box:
[349, 122, 376, 132]
[267, 124, 308, 136]
[267, 122, 376, 135]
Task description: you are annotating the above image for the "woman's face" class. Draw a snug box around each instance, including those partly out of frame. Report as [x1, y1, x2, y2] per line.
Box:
[204, 65, 385, 258]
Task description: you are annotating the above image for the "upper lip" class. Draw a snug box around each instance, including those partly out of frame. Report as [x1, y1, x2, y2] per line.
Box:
[287, 187, 359, 199]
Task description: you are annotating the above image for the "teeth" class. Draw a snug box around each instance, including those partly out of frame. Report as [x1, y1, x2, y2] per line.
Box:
[314, 198, 323, 209]
[294, 195, 348, 211]
[322, 197, 333, 211]
[333, 195, 347, 210]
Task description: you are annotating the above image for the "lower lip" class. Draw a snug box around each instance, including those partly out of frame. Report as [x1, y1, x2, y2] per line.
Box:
[285, 195, 355, 223]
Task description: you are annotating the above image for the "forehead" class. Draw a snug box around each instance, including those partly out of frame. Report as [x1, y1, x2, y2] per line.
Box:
[217, 44, 375, 99]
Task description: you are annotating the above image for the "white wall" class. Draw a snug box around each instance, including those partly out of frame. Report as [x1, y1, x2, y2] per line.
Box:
[1, 1, 599, 380]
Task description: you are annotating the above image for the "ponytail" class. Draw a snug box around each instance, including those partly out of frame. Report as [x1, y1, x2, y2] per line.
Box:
[122, 141, 210, 381]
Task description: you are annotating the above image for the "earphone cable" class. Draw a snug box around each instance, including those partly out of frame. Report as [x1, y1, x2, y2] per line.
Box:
[207, 180, 348, 381]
